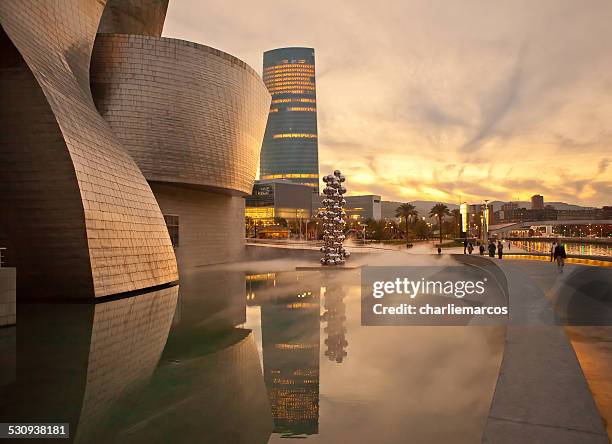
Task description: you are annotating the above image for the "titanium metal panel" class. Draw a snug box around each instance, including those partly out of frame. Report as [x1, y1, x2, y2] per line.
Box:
[0, 0, 178, 299]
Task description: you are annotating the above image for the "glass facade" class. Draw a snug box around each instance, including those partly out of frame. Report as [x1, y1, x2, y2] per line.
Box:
[245, 181, 313, 224]
[260, 47, 319, 191]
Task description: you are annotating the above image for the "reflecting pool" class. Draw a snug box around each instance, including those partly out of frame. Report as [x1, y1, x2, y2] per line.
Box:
[1, 255, 506, 443]
[513, 240, 612, 257]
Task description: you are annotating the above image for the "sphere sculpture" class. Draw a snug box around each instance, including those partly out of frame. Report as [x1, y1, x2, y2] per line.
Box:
[318, 170, 350, 265]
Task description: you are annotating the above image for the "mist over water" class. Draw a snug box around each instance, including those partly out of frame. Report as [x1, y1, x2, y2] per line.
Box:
[2, 250, 508, 443]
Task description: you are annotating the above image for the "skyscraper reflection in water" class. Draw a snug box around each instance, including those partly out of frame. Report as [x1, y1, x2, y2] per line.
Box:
[247, 271, 349, 438]
[248, 272, 321, 437]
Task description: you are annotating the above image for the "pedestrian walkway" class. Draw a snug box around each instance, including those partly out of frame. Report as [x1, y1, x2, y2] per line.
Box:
[479, 260, 610, 443]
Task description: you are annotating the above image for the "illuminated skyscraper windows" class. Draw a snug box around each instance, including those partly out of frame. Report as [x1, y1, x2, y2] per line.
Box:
[260, 48, 319, 191]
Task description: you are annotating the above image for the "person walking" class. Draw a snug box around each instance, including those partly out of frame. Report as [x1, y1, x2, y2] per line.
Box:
[507, 240, 511, 250]
[468, 242, 474, 254]
[488, 241, 496, 258]
[497, 241, 504, 259]
[553, 242, 567, 273]
[550, 241, 557, 262]
[479, 244, 485, 255]
[463, 238, 468, 254]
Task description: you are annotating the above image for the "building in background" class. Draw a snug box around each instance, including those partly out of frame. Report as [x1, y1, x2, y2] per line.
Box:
[312, 194, 382, 222]
[344, 195, 382, 221]
[531, 194, 544, 210]
[246, 180, 313, 226]
[259, 47, 319, 191]
[460, 204, 485, 238]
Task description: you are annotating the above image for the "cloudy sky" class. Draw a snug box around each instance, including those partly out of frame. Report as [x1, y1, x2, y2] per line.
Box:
[164, 0, 612, 207]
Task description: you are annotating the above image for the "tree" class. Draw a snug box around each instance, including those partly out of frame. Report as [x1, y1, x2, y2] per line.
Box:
[274, 217, 288, 227]
[395, 203, 418, 242]
[413, 219, 431, 239]
[451, 208, 461, 238]
[365, 218, 386, 241]
[430, 203, 451, 244]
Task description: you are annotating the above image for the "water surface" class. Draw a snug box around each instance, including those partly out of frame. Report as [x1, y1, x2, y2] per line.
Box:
[1, 254, 505, 443]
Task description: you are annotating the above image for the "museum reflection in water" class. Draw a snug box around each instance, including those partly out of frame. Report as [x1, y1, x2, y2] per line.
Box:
[0, 268, 345, 443]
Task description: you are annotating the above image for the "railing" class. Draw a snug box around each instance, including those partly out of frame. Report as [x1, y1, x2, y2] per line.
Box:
[502, 249, 612, 268]
[0, 247, 5, 267]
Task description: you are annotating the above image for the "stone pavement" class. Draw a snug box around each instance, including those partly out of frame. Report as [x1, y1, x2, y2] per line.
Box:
[480, 259, 610, 443]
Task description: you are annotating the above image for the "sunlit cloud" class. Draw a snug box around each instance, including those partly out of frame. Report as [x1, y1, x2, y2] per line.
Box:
[164, 0, 612, 206]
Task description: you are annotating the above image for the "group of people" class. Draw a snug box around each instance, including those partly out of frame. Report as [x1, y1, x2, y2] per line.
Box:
[462, 238, 568, 272]
[463, 239, 508, 259]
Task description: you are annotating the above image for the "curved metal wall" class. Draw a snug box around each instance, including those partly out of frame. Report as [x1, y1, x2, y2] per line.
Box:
[98, 0, 169, 37]
[91, 34, 271, 196]
[0, 0, 178, 299]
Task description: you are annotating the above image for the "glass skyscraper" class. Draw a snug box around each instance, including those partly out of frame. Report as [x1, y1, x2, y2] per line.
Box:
[260, 47, 319, 191]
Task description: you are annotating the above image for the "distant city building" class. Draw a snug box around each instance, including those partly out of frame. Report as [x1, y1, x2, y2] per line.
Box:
[531, 194, 544, 210]
[556, 208, 601, 220]
[501, 202, 519, 212]
[460, 203, 490, 238]
[344, 195, 382, 221]
[260, 47, 319, 191]
[312, 194, 382, 221]
[494, 205, 606, 224]
[246, 180, 312, 225]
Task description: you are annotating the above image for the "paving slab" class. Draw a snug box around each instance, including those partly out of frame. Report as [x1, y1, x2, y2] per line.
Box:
[481, 260, 608, 443]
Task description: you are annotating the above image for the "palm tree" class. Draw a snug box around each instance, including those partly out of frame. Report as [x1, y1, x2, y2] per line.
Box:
[430, 203, 451, 244]
[395, 203, 418, 242]
[451, 208, 462, 238]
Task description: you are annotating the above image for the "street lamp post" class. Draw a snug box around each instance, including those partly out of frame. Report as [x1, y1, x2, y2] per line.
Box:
[482, 199, 489, 243]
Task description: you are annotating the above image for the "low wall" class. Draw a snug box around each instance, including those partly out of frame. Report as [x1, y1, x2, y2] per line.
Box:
[151, 183, 246, 270]
[245, 244, 322, 261]
[245, 243, 372, 262]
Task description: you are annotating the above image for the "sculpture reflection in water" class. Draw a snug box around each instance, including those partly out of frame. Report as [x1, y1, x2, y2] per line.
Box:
[322, 280, 348, 363]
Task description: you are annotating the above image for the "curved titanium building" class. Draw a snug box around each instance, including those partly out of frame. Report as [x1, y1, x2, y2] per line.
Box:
[91, 34, 271, 268]
[260, 48, 320, 191]
[98, 0, 169, 36]
[0, 0, 178, 299]
[1, 0, 269, 297]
